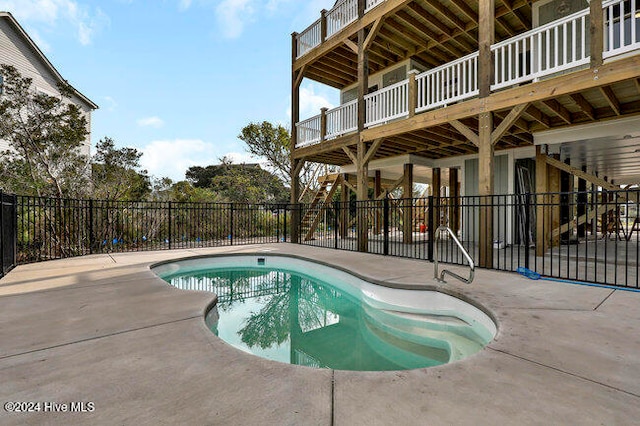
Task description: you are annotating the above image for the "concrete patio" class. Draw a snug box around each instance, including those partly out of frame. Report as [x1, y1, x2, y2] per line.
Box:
[1, 244, 639, 425]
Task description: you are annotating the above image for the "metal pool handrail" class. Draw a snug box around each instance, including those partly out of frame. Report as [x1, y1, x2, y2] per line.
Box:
[434, 226, 475, 284]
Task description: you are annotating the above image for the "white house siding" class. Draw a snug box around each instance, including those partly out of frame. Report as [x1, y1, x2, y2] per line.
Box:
[0, 17, 93, 157]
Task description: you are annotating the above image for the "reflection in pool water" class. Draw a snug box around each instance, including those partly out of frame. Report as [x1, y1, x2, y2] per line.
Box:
[162, 265, 494, 371]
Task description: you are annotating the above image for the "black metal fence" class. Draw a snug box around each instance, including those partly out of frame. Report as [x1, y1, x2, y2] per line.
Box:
[299, 190, 640, 289]
[1, 191, 17, 278]
[3, 190, 639, 289]
[16, 196, 290, 264]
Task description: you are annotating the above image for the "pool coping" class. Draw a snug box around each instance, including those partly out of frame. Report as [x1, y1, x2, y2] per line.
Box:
[1, 243, 639, 425]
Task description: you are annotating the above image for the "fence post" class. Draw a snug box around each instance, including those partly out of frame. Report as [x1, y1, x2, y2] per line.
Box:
[168, 201, 172, 250]
[428, 196, 435, 262]
[1, 190, 4, 276]
[524, 193, 530, 269]
[276, 206, 281, 243]
[284, 205, 288, 242]
[383, 196, 389, 255]
[334, 201, 339, 249]
[12, 194, 17, 270]
[88, 199, 94, 254]
[230, 204, 234, 246]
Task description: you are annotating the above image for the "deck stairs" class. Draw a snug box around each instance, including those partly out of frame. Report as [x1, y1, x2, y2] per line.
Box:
[301, 174, 343, 241]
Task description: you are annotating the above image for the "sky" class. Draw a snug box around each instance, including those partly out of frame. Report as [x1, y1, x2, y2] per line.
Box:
[0, 0, 340, 181]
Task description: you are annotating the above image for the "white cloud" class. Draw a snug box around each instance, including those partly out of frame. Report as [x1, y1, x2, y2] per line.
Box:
[137, 116, 165, 128]
[178, 0, 192, 11]
[141, 139, 220, 181]
[0, 0, 109, 46]
[222, 151, 257, 165]
[215, 0, 255, 39]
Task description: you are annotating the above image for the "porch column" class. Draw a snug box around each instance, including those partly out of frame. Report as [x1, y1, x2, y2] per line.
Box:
[290, 32, 302, 244]
[478, 0, 495, 267]
[403, 164, 414, 244]
[535, 146, 549, 256]
[548, 154, 561, 247]
[356, 0, 370, 252]
[449, 168, 460, 233]
[560, 158, 573, 243]
[375, 170, 383, 234]
[432, 167, 441, 227]
[478, 112, 494, 268]
[577, 166, 587, 238]
[590, 0, 604, 68]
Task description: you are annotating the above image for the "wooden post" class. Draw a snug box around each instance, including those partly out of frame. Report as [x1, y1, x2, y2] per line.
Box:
[449, 168, 460, 233]
[432, 167, 441, 227]
[340, 174, 350, 238]
[535, 146, 549, 256]
[560, 158, 572, 243]
[320, 9, 328, 42]
[408, 69, 418, 118]
[478, 112, 494, 268]
[375, 170, 382, 234]
[356, 0, 369, 253]
[478, 0, 494, 266]
[548, 154, 561, 247]
[403, 164, 414, 244]
[590, 0, 603, 68]
[478, 0, 495, 98]
[291, 32, 301, 243]
[320, 107, 328, 142]
[577, 166, 587, 238]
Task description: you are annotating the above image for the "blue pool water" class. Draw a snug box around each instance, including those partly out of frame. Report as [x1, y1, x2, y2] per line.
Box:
[153, 255, 496, 371]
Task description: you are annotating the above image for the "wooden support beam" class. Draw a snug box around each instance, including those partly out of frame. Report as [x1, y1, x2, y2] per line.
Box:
[590, 0, 603, 68]
[449, 168, 460, 233]
[535, 146, 548, 256]
[570, 93, 596, 120]
[342, 146, 358, 165]
[542, 99, 572, 124]
[478, 111, 494, 267]
[344, 39, 358, 54]
[478, 0, 494, 98]
[491, 103, 528, 145]
[450, 120, 479, 146]
[364, 17, 384, 49]
[544, 155, 622, 192]
[600, 86, 621, 116]
[363, 138, 384, 165]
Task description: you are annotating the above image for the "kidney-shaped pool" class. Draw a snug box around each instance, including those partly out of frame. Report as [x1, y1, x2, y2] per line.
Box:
[152, 255, 496, 371]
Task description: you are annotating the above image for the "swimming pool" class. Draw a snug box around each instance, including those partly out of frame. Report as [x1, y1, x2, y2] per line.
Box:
[153, 255, 497, 371]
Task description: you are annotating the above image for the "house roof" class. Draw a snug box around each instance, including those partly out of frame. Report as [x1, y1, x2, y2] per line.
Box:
[0, 11, 98, 110]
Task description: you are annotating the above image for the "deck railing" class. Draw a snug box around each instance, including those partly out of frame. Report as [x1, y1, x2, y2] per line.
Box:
[296, 2, 640, 144]
[296, 115, 322, 147]
[296, 18, 322, 59]
[492, 8, 590, 90]
[327, 0, 358, 39]
[365, 80, 409, 127]
[603, 0, 640, 59]
[365, 0, 385, 12]
[326, 100, 358, 140]
[416, 52, 479, 112]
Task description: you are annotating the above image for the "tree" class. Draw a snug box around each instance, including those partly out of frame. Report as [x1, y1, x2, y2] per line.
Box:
[91, 137, 151, 201]
[186, 157, 289, 204]
[238, 121, 291, 185]
[0, 64, 90, 198]
[238, 121, 336, 203]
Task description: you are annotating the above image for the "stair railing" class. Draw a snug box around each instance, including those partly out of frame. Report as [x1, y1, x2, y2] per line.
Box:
[433, 226, 475, 284]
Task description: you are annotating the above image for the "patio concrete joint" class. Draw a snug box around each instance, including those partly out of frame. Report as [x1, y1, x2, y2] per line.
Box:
[487, 346, 640, 399]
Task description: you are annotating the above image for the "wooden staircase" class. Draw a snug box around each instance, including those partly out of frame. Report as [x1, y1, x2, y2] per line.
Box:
[301, 174, 343, 241]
